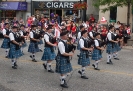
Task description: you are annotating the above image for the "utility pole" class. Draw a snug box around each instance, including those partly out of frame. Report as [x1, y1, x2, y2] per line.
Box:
[127, 0, 131, 25]
[83, 0, 87, 22]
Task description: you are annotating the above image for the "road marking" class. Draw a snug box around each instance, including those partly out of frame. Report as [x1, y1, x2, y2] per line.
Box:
[1, 56, 133, 77]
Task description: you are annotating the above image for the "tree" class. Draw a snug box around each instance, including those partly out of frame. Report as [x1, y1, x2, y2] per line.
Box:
[93, 0, 132, 25]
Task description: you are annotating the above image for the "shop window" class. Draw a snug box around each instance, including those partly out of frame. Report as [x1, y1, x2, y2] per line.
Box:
[110, 6, 117, 22]
[1, 10, 16, 20]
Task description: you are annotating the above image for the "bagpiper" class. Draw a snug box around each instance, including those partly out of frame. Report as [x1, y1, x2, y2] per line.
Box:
[55, 30, 74, 88]
[28, 25, 40, 62]
[78, 30, 93, 79]
[1, 23, 10, 58]
[92, 33, 105, 70]
[106, 25, 118, 64]
[8, 26, 23, 69]
[41, 24, 56, 73]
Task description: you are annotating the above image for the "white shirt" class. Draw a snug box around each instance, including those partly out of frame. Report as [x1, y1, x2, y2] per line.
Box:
[19, 30, 23, 36]
[58, 40, 67, 54]
[77, 32, 81, 39]
[29, 31, 34, 38]
[107, 31, 113, 41]
[89, 31, 93, 37]
[9, 32, 15, 41]
[94, 39, 99, 47]
[79, 37, 87, 48]
[3, 29, 7, 35]
[44, 32, 50, 42]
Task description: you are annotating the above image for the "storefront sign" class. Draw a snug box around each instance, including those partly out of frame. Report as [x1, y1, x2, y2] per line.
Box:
[33, 1, 77, 9]
[0, 2, 27, 10]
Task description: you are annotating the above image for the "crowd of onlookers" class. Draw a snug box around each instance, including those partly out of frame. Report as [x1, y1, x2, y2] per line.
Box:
[0, 13, 131, 46]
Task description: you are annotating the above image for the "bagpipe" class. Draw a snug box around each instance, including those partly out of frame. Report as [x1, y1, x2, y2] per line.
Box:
[67, 37, 76, 53]
[15, 32, 23, 50]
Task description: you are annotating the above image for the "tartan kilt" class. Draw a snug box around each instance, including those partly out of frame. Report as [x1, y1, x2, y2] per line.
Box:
[41, 47, 56, 61]
[8, 43, 23, 59]
[92, 49, 102, 61]
[114, 43, 121, 52]
[38, 39, 43, 44]
[1, 38, 10, 49]
[28, 42, 39, 53]
[55, 56, 72, 74]
[22, 42, 27, 48]
[106, 43, 114, 54]
[78, 51, 90, 67]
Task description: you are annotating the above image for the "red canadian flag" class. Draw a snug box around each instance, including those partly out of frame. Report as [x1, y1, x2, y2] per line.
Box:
[101, 16, 107, 22]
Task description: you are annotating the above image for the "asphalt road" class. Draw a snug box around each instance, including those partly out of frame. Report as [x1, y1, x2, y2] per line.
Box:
[0, 39, 133, 91]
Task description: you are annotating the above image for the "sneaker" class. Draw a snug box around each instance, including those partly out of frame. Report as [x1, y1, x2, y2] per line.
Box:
[81, 75, 88, 79]
[94, 68, 100, 70]
[5, 56, 8, 58]
[48, 69, 54, 73]
[43, 63, 47, 70]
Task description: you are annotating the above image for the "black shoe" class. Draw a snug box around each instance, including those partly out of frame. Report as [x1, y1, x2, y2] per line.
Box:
[5, 56, 8, 58]
[81, 75, 88, 79]
[94, 68, 100, 70]
[60, 83, 68, 88]
[78, 70, 82, 75]
[64, 80, 67, 85]
[109, 60, 113, 64]
[107, 62, 111, 64]
[30, 55, 32, 59]
[48, 69, 54, 73]
[43, 63, 47, 70]
[32, 59, 37, 62]
[92, 64, 95, 68]
[114, 58, 119, 60]
[12, 66, 17, 69]
[77, 55, 80, 57]
[39, 49, 43, 52]
[14, 62, 18, 67]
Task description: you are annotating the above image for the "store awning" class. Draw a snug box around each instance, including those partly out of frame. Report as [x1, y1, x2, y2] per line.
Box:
[0, 2, 27, 10]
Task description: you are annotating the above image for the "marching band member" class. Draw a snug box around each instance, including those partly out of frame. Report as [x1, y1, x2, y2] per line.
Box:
[55, 31, 74, 88]
[106, 25, 118, 64]
[8, 26, 23, 69]
[113, 28, 121, 60]
[1, 23, 10, 58]
[78, 30, 93, 79]
[41, 25, 56, 73]
[19, 25, 28, 54]
[28, 25, 40, 62]
[92, 33, 104, 70]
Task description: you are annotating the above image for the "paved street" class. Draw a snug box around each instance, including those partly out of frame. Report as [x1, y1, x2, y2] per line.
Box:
[0, 39, 133, 91]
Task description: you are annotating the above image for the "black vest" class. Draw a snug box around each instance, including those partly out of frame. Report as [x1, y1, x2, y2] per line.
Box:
[107, 32, 115, 43]
[44, 33, 54, 47]
[58, 40, 69, 59]
[30, 31, 40, 42]
[94, 39, 102, 49]
[5, 29, 10, 35]
[81, 37, 91, 51]
[114, 34, 119, 41]
[89, 31, 96, 39]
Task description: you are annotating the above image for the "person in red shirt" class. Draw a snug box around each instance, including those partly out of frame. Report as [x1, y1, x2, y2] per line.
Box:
[101, 26, 108, 42]
[27, 17, 33, 27]
[89, 14, 95, 23]
[72, 23, 76, 36]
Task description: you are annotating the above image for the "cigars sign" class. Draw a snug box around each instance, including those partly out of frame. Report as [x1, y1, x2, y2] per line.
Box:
[33, 1, 76, 9]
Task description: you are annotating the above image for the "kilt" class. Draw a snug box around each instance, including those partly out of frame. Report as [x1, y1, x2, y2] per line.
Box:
[106, 43, 114, 54]
[8, 43, 23, 59]
[1, 38, 10, 49]
[22, 42, 27, 48]
[28, 42, 40, 53]
[92, 49, 102, 61]
[41, 47, 56, 61]
[55, 56, 72, 74]
[38, 39, 43, 44]
[114, 43, 121, 52]
[78, 51, 90, 67]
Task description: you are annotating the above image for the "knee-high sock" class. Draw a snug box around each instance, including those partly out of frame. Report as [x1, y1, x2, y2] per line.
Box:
[80, 67, 86, 76]
[5, 49, 9, 56]
[32, 53, 35, 60]
[11, 58, 15, 66]
[47, 62, 52, 70]
[94, 60, 101, 68]
[60, 75, 66, 84]
[107, 54, 112, 62]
